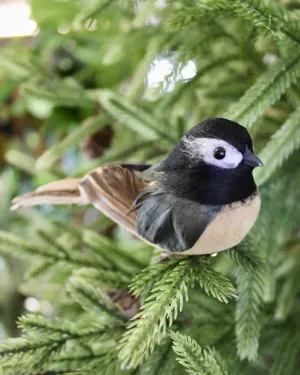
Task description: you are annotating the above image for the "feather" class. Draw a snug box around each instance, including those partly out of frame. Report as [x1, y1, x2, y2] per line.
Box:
[136, 189, 222, 252]
[11, 165, 150, 234]
[11, 178, 85, 210]
[79, 165, 149, 232]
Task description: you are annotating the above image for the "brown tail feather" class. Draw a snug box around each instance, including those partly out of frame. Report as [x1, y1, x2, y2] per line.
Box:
[10, 165, 150, 235]
[10, 178, 87, 211]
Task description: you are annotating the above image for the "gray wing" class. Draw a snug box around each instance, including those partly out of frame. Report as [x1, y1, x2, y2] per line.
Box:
[136, 189, 223, 252]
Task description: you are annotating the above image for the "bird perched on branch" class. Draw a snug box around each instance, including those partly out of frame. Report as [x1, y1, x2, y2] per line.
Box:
[11, 118, 263, 255]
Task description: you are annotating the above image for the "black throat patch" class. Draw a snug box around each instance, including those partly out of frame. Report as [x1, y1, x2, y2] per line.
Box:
[157, 163, 257, 205]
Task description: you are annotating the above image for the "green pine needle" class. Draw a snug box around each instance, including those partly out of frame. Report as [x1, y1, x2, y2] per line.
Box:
[0, 230, 109, 271]
[67, 273, 128, 321]
[270, 328, 300, 375]
[170, 331, 229, 375]
[225, 51, 300, 129]
[96, 89, 177, 144]
[36, 114, 109, 171]
[255, 106, 300, 185]
[119, 257, 236, 368]
[234, 236, 266, 361]
[194, 265, 237, 304]
[0, 315, 124, 374]
[129, 256, 184, 298]
[118, 258, 194, 368]
[231, 0, 300, 44]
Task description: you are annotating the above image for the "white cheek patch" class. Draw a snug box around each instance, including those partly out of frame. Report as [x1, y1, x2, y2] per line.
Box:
[183, 136, 243, 169]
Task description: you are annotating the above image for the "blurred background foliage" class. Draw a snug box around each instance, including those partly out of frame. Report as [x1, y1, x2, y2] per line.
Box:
[1, 0, 300, 374]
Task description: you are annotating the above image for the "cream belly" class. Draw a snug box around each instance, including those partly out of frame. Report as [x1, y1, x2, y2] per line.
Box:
[181, 193, 261, 255]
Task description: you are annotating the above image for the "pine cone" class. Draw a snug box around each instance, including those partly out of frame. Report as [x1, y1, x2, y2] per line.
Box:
[81, 125, 114, 159]
[106, 289, 140, 319]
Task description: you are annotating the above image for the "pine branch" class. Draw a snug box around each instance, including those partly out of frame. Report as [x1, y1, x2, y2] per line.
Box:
[230, 0, 300, 44]
[137, 340, 180, 375]
[254, 106, 300, 186]
[5, 150, 36, 174]
[0, 50, 35, 80]
[78, 227, 146, 274]
[44, 222, 117, 270]
[95, 89, 177, 144]
[37, 228, 111, 269]
[165, 1, 231, 31]
[235, 266, 264, 361]
[73, 268, 130, 290]
[128, 37, 165, 101]
[270, 327, 300, 375]
[73, 139, 156, 177]
[158, 54, 241, 111]
[77, 349, 121, 375]
[51, 222, 146, 275]
[0, 231, 109, 271]
[231, 188, 276, 360]
[32, 352, 120, 375]
[129, 257, 184, 298]
[195, 264, 237, 304]
[118, 257, 193, 368]
[1, 351, 118, 375]
[230, 235, 265, 273]
[167, 0, 300, 46]
[38, 220, 145, 276]
[24, 259, 55, 280]
[35, 114, 109, 171]
[224, 51, 300, 129]
[234, 236, 266, 361]
[22, 76, 93, 107]
[170, 331, 229, 375]
[0, 50, 92, 106]
[67, 272, 128, 321]
[255, 178, 300, 304]
[4, 369, 80, 375]
[74, 0, 113, 23]
[274, 266, 300, 321]
[18, 314, 124, 341]
[118, 257, 236, 368]
[0, 315, 125, 373]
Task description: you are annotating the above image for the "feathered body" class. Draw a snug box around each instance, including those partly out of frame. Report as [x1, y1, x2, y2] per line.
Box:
[11, 118, 263, 255]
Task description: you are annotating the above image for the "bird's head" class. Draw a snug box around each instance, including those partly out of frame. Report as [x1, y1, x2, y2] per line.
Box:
[164, 117, 263, 171]
[160, 118, 263, 205]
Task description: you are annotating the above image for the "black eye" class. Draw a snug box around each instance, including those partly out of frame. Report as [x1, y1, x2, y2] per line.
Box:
[213, 147, 226, 160]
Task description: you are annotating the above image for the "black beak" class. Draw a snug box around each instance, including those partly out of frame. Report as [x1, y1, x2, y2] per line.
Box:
[243, 146, 263, 168]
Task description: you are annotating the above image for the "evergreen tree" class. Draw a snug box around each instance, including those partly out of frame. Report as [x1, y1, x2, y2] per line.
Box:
[0, 1, 300, 374]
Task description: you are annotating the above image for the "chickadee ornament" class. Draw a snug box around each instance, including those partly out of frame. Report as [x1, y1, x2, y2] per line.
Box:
[11, 118, 263, 255]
